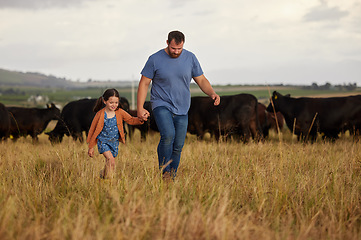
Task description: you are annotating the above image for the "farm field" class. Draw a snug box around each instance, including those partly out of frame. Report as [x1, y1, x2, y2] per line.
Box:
[1, 129, 360, 240]
[1, 84, 361, 107]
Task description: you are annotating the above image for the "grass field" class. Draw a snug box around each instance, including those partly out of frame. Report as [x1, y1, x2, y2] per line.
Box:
[1, 85, 361, 107]
[1, 128, 360, 239]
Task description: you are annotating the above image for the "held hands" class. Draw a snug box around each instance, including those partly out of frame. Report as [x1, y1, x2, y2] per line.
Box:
[137, 117, 145, 124]
[211, 93, 221, 106]
[138, 108, 150, 121]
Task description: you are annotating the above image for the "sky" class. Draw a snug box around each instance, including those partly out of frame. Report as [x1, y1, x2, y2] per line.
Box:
[0, 0, 360, 85]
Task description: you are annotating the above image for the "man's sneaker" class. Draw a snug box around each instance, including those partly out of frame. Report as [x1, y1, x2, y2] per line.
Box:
[162, 171, 173, 181]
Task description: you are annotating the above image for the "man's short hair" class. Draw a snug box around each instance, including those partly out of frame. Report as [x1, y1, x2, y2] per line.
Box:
[168, 30, 185, 44]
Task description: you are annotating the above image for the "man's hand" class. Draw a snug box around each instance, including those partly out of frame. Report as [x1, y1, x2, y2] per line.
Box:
[137, 108, 150, 121]
[211, 93, 221, 106]
[193, 75, 220, 106]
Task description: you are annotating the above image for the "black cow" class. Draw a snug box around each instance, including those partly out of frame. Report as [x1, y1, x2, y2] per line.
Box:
[258, 102, 285, 138]
[341, 96, 361, 138]
[127, 101, 158, 141]
[0, 103, 10, 141]
[188, 94, 262, 142]
[266, 91, 361, 142]
[7, 103, 60, 142]
[46, 97, 129, 143]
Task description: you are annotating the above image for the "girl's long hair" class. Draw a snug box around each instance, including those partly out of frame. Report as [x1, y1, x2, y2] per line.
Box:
[93, 88, 120, 113]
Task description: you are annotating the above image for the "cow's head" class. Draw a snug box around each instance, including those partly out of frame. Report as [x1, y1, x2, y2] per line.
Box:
[266, 91, 290, 113]
[46, 103, 61, 120]
[119, 97, 130, 112]
[46, 131, 64, 144]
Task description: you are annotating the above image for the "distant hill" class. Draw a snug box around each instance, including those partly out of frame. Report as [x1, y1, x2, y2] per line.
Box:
[0, 68, 134, 88]
[0, 68, 75, 88]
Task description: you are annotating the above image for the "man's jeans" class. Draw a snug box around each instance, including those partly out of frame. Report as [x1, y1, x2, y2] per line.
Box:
[153, 106, 188, 176]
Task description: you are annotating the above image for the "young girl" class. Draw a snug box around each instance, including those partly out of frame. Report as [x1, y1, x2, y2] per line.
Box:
[87, 88, 144, 179]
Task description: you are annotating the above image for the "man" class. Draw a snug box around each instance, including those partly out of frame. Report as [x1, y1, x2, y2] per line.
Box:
[137, 30, 220, 179]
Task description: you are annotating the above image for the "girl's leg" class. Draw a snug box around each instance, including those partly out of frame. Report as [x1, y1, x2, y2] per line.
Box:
[102, 151, 116, 178]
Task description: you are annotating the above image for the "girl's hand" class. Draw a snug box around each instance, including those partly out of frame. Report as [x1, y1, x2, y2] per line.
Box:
[88, 148, 94, 158]
[138, 108, 150, 121]
[138, 117, 145, 124]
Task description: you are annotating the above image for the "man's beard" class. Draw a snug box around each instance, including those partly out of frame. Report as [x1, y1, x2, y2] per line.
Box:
[167, 47, 181, 58]
[170, 53, 180, 58]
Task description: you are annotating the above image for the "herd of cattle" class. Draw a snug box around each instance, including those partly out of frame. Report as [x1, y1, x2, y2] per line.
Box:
[1, 91, 361, 144]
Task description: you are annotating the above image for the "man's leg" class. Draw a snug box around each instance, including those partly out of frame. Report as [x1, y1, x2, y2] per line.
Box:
[169, 114, 188, 175]
[153, 106, 175, 174]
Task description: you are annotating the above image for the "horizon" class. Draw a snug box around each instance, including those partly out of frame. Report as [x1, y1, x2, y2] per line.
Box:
[0, 67, 358, 88]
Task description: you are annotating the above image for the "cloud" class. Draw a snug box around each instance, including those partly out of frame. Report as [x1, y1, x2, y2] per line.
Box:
[0, 0, 96, 9]
[303, 1, 349, 22]
[0, 0, 359, 85]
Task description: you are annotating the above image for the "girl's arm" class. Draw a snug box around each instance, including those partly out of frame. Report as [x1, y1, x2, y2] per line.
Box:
[118, 109, 144, 125]
[86, 112, 100, 143]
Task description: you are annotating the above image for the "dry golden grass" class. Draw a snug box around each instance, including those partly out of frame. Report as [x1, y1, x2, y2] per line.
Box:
[0, 130, 360, 240]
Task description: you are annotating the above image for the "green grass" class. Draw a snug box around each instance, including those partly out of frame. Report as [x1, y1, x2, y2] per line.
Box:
[0, 130, 360, 239]
[2, 85, 361, 108]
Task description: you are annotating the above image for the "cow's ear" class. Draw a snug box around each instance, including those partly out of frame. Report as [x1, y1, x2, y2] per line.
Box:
[46, 103, 50, 108]
[273, 91, 278, 100]
[285, 94, 291, 98]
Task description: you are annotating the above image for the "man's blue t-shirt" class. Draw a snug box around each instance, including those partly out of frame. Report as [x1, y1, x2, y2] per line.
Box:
[141, 49, 203, 115]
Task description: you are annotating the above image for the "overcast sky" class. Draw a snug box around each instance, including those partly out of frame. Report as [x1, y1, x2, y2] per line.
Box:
[0, 0, 360, 85]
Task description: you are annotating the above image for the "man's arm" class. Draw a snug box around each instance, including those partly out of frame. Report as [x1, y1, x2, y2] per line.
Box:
[193, 74, 220, 106]
[137, 75, 152, 121]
